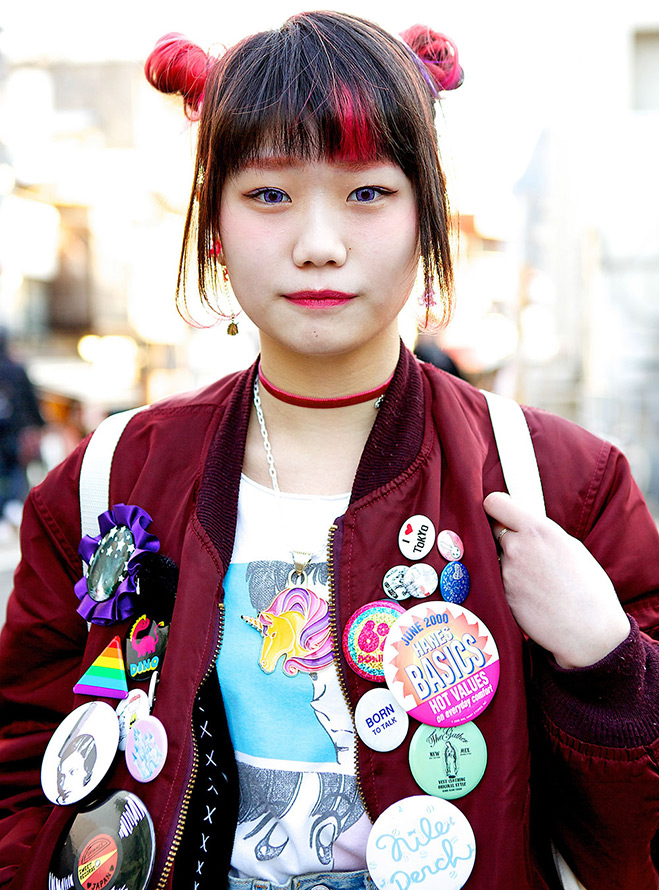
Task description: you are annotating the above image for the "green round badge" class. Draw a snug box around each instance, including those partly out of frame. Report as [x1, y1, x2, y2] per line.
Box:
[408, 721, 487, 800]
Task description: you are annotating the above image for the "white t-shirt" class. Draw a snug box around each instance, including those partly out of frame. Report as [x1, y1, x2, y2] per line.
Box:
[216, 475, 371, 883]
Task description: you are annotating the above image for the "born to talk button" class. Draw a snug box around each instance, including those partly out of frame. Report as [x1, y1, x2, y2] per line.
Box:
[354, 688, 409, 752]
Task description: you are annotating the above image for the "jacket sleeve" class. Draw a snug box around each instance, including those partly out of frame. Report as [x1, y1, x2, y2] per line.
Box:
[530, 430, 659, 890]
[0, 445, 89, 888]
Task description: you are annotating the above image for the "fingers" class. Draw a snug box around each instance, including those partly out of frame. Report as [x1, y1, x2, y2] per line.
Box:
[483, 491, 547, 530]
[484, 492, 544, 554]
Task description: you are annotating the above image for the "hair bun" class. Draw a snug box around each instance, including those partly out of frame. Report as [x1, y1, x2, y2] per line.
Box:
[400, 25, 464, 92]
[144, 33, 213, 119]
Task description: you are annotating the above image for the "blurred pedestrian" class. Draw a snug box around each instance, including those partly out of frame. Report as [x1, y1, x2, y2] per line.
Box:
[0, 328, 44, 530]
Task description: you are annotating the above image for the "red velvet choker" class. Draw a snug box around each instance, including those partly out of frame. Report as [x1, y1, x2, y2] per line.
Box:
[257, 366, 394, 409]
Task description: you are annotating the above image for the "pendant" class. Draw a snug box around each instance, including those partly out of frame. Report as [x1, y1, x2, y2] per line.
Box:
[242, 551, 333, 676]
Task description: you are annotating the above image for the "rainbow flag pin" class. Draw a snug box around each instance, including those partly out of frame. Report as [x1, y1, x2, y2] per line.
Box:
[73, 635, 128, 699]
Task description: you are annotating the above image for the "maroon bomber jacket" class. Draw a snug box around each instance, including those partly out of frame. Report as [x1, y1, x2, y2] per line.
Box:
[1, 345, 659, 890]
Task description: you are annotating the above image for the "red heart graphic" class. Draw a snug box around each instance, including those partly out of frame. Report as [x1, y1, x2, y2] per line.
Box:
[405, 523, 413, 535]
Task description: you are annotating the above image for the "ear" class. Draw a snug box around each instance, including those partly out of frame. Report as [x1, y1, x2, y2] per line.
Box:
[208, 239, 225, 263]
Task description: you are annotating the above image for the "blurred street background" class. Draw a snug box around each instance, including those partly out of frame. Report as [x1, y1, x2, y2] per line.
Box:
[1, 0, 659, 624]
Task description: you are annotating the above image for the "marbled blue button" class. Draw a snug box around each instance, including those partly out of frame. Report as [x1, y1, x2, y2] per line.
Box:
[440, 561, 470, 604]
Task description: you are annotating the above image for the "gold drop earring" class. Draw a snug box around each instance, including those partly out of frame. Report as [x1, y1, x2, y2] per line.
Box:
[220, 264, 240, 335]
[210, 237, 241, 336]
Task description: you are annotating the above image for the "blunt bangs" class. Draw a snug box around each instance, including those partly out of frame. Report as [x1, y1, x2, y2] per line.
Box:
[180, 11, 453, 323]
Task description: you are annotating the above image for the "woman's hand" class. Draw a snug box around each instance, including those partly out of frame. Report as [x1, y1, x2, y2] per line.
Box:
[483, 491, 630, 669]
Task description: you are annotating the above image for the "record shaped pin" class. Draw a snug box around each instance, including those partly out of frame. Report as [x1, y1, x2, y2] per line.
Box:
[382, 601, 500, 728]
[41, 701, 119, 806]
[48, 789, 155, 890]
[367, 795, 476, 890]
[124, 614, 169, 682]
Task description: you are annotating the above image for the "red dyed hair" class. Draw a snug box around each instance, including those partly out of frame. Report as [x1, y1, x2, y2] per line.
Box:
[144, 32, 212, 120]
[145, 12, 463, 325]
[400, 25, 463, 93]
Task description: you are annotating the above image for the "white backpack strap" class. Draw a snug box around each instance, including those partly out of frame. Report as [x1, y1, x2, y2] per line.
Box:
[79, 406, 147, 551]
[552, 846, 587, 890]
[481, 389, 546, 517]
[482, 389, 586, 890]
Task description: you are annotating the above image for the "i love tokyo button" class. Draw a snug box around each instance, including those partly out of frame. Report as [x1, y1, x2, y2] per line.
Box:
[409, 722, 487, 800]
[398, 515, 436, 561]
[367, 795, 476, 890]
[382, 601, 500, 727]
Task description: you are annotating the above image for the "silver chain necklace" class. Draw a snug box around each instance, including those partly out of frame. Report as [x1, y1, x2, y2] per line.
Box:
[252, 376, 313, 576]
[253, 376, 280, 494]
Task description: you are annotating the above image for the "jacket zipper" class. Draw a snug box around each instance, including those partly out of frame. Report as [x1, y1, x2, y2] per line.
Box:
[326, 522, 371, 819]
[155, 602, 225, 889]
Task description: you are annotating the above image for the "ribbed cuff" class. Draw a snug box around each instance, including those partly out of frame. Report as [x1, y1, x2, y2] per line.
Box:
[533, 617, 659, 747]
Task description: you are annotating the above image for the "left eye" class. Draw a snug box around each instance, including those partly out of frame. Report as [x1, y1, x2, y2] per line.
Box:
[349, 187, 387, 203]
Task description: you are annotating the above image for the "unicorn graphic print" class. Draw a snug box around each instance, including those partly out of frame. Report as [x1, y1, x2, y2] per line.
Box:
[216, 554, 368, 883]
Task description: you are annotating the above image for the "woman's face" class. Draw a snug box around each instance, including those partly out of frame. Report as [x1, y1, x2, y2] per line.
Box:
[57, 750, 88, 800]
[219, 157, 419, 362]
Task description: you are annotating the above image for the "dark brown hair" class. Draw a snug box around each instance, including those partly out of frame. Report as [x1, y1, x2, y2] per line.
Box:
[146, 12, 460, 324]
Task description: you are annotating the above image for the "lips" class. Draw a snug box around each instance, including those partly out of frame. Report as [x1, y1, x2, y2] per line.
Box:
[284, 290, 356, 307]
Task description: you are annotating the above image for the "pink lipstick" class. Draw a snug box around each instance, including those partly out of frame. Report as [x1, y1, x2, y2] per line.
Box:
[284, 290, 356, 308]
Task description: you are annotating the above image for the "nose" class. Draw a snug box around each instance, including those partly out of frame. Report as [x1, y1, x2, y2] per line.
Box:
[292, 203, 348, 268]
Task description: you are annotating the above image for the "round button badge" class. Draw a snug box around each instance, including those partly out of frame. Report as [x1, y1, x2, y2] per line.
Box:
[409, 722, 487, 799]
[440, 562, 471, 604]
[125, 715, 168, 782]
[354, 688, 410, 752]
[398, 515, 436, 561]
[437, 530, 464, 562]
[406, 563, 439, 599]
[343, 600, 405, 682]
[382, 601, 500, 727]
[41, 701, 120, 806]
[116, 688, 150, 751]
[383, 564, 438, 601]
[382, 566, 412, 601]
[367, 795, 476, 890]
[48, 790, 155, 890]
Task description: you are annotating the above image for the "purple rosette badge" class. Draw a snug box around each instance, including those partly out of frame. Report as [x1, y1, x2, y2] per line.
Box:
[75, 504, 160, 626]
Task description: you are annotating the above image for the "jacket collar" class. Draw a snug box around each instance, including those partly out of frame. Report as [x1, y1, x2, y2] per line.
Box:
[196, 342, 425, 570]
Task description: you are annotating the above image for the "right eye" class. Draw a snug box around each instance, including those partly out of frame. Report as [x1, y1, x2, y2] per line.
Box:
[248, 188, 291, 205]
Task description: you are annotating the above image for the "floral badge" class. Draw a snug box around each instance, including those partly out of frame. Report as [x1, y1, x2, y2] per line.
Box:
[75, 504, 160, 626]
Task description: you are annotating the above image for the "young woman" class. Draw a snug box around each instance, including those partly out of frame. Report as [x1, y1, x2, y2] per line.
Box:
[1, 11, 659, 890]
